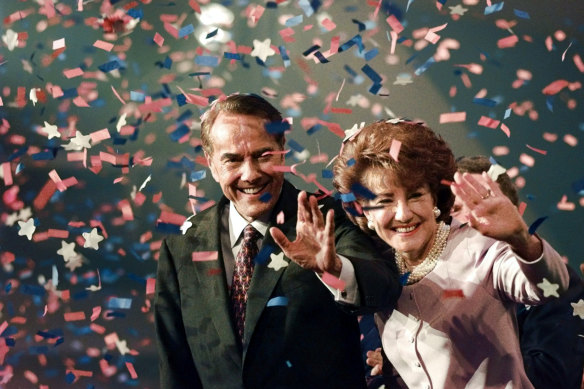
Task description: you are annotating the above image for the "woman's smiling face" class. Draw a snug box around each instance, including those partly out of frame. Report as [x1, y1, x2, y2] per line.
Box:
[362, 168, 438, 263]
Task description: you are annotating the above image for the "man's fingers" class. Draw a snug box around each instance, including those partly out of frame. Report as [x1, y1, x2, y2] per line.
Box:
[269, 227, 291, 253]
[309, 195, 324, 229]
[297, 191, 312, 224]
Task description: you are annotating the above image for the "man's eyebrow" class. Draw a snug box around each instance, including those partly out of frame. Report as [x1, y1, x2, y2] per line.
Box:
[219, 153, 241, 161]
[254, 148, 276, 157]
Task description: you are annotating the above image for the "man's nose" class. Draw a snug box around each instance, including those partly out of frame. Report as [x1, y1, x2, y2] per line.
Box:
[240, 159, 261, 182]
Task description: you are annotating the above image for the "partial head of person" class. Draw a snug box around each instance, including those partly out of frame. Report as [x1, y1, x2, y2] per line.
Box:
[201, 93, 287, 222]
[333, 120, 456, 263]
[453, 155, 519, 224]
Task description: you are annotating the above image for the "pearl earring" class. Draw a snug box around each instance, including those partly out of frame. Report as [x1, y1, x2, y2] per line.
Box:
[433, 206, 441, 219]
[367, 219, 375, 230]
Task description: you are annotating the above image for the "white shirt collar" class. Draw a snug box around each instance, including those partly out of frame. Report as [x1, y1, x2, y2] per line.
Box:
[228, 202, 270, 248]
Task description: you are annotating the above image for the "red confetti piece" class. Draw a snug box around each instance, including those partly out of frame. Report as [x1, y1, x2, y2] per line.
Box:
[497, 35, 519, 48]
[64, 311, 86, 321]
[386, 15, 404, 34]
[442, 289, 464, 298]
[47, 229, 69, 238]
[542, 79, 570, 95]
[146, 278, 156, 295]
[518, 202, 527, 216]
[192, 251, 218, 261]
[33, 179, 57, 210]
[389, 139, 401, 162]
[477, 116, 500, 129]
[1, 162, 12, 186]
[557, 195, 576, 211]
[525, 144, 547, 155]
[321, 272, 346, 291]
[126, 362, 138, 379]
[439, 111, 466, 123]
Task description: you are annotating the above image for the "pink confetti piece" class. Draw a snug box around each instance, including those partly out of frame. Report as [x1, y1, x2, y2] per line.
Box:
[477, 116, 500, 129]
[192, 251, 219, 261]
[159, 211, 187, 225]
[111, 85, 127, 105]
[146, 278, 156, 294]
[557, 195, 576, 211]
[517, 201, 527, 216]
[1, 162, 12, 186]
[573, 54, 584, 72]
[189, 0, 202, 13]
[47, 229, 69, 238]
[34, 179, 57, 210]
[153, 32, 164, 47]
[321, 18, 336, 31]
[519, 153, 535, 167]
[389, 139, 401, 162]
[126, 362, 138, 379]
[497, 35, 519, 48]
[64, 311, 86, 321]
[321, 272, 346, 291]
[386, 15, 404, 34]
[563, 134, 578, 146]
[425, 23, 448, 44]
[63, 68, 84, 79]
[542, 79, 569, 95]
[499, 123, 511, 137]
[91, 306, 101, 321]
[276, 211, 285, 224]
[73, 96, 90, 107]
[48, 169, 68, 192]
[389, 31, 398, 54]
[272, 165, 292, 172]
[43, 0, 56, 19]
[90, 128, 111, 144]
[439, 111, 466, 123]
[525, 144, 547, 155]
[93, 40, 114, 52]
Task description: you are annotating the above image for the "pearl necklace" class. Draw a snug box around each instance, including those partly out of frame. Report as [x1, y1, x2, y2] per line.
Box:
[395, 221, 450, 285]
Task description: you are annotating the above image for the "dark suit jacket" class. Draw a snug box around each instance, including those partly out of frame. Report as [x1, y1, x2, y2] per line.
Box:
[155, 181, 400, 389]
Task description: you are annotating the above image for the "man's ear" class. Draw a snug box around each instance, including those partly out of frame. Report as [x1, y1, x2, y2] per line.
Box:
[204, 151, 219, 182]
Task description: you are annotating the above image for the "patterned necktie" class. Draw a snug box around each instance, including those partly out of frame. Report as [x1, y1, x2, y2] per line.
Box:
[231, 224, 261, 341]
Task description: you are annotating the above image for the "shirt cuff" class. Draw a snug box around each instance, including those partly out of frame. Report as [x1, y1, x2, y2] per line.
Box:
[317, 255, 360, 304]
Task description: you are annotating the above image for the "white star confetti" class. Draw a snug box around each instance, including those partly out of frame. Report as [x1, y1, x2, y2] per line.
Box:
[537, 278, 560, 298]
[116, 113, 127, 132]
[2, 29, 18, 51]
[64, 255, 83, 271]
[251, 38, 276, 62]
[41, 121, 61, 139]
[17, 218, 36, 240]
[449, 5, 468, 16]
[29, 88, 39, 106]
[57, 241, 78, 262]
[571, 299, 584, 319]
[64, 131, 92, 150]
[82, 228, 104, 250]
[268, 252, 288, 271]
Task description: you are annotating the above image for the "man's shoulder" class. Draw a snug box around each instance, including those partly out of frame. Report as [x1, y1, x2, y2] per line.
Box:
[166, 203, 220, 243]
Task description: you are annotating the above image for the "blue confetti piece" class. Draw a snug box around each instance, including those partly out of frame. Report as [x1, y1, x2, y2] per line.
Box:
[59, 87, 78, 99]
[156, 222, 181, 234]
[313, 51, 330, 63]
[4, 282, 10, 293]
[176, 93, 187, 107]
[190, 170, 206, 182]
[267, 296, 289, 307]
[340, 192, 357, 202]
[406, 0, 415, 11]
[528, 216, 548, 235]
[21, 284, 46, 296]
[339, 35, 364, 53]
[279, 45, 291, 67]
[298, 0, 314, 16]
[546, 96, 554, 112]
[400, 272, 410, 285]
[65, 372, 76, 384]
[130, 91, 145, 102]
[287, 139, 305, 152]
[513, 8, 529, 18]
[195, 55, 219, 67]
[414, 56, 436, 76]
[322, 169, 333, 179]
[351, 19, 366, 31]
[170, 124, 189, 142]
[224, 52, 241, 60]
[255, 244, 274, 265]
[350, 183, 376, 200]
[259, 192, 272, 203]
[8, 146, 28, 161]
[362, 64, 382, 83]
[178, 24, 194, 38]
[30, 346, 50, 355]
[163, 56, 172, 69]
[177, 109, 193, 123]
[473, 98, 498, 107]
[572, 177, 584, 195]
[504, 108, 512, 119]
[347, 158, 355, 167]
[364, 48, 379, 61]
[369, 83, 382, 95]
[265, 121, 290, 134]
[98, 59, 121, 73]
[107, 297, 132, 309]
[307, 124, 321, 135]
[484, 2, 504, 15]
[285, 15, 303, 27]
[303, 44, 321, 57]
[206, 28, 218, 39]
[286, 360, 293, 368]
[127, 8, 143, 19]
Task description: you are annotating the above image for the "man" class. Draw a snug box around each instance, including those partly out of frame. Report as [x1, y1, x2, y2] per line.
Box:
[154, 94, 401, 388]
[455, 155, 584, 389]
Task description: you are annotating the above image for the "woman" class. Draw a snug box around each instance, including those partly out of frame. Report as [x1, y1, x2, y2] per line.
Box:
[333, 120, 569, 389]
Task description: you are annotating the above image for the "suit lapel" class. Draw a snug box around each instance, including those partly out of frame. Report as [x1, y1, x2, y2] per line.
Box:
[243, 182, 299, 355]
[186, 199, 241, 361]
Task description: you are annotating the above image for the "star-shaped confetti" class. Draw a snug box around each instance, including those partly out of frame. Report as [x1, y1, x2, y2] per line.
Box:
[571, 299, 584, 319]
[82, 228, 104, 250]
[343, 122, 365, 142]
[116, 339, 130, 355]
[537, 278, 560, 298]
[2, 29, 18, 51]
[57, 241, 78, 262]
[251, 38, 276, 62]
[41, 121, 60, 139]
[6, 212, 19, 227]
[449, 5, 468, 15]
[268, 252, 288, 271]
[64, 255, 83, 271]
[394, 73, 414, 85]
[17, 218, 36, 240]
[65, 131, 92, 150]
